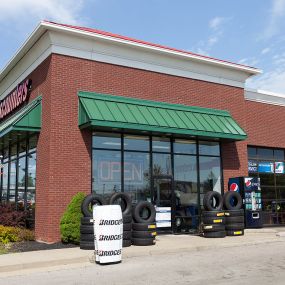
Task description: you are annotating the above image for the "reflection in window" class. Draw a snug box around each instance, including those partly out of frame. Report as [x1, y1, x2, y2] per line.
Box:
[152, 137, 171, 153]
[153, 153, 172, 176]
[124, 152, 150, 202]
[174, 139, 196, 154]
[92, 150, 121, 198]
[27, 153, 36, 209]
[9, 161, 17, 202]
[2, 163, 8, 202]
[199, 156, 221, 195]
[199, 141, 220, 156]
[124, 135, 149, 151]
[92, 133, 121, 149]
[17, 157, 26, 209]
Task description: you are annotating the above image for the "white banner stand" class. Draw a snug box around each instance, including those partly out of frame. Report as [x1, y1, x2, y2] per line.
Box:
[93, 205, 123, 264]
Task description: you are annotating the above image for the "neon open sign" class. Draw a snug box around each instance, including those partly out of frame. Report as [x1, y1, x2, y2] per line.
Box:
[0, 79, 32, 120]
[97, 157, 144, 185]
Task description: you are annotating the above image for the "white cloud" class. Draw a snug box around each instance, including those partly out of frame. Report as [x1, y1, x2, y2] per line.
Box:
[247, 53, 285, 93]
[261, 47, 271, 54]
[238, 57, 259, 67]
[263, 0, 285, 39]
[209, 17, 225, 30]
[0, 0, 86, 25]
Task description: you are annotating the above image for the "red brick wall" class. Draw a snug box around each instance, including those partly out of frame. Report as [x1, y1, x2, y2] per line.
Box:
[245, 100, 285, 148]
[27, 54, 250, 242]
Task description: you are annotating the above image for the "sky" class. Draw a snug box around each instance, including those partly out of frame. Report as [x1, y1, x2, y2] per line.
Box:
[0, 0, 285, 94]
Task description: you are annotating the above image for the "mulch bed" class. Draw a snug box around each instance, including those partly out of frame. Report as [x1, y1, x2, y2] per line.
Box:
[7, 241, 78, 253]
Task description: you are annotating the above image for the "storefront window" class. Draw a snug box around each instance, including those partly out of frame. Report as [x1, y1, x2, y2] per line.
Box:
[92, 133, 121, 149]
[17, 156, 26, 209]
[199, 141, 220, 156]
[248, 146, 285, 225]
[9, 161, 17, 202]
[174, 139, 196, 154]
[27, 152, 36, 209]
[92, 149, 122, 197]
[153, 153, 172, 176]
[124, 135, 149, 151]
[124, 152, 150, 202]
[152, 137, 171, 153]
[2, 163, 8, 202]
[199, 156, 221, 196]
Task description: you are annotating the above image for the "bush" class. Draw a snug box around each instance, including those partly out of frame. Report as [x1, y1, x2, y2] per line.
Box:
[0, 225, 34, 244]
[60, 192, 86, 244]
[0, 203, 29, 227]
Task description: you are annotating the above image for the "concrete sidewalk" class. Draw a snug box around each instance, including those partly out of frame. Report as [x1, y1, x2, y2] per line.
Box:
[0, 228, 284, 276]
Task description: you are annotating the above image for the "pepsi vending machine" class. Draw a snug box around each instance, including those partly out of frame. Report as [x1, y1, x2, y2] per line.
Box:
[228, 177, 263, 228]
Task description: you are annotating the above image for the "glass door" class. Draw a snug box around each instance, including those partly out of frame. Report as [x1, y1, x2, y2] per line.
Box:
[153, 175, 173, 231]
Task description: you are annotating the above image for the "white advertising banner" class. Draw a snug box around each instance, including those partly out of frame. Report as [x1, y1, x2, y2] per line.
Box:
[155, 207, 171, 228]
[93, 205, 123, 264]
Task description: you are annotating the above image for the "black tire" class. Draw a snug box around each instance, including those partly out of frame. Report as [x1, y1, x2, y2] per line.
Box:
[81, 217, 94, 225]
[203, 191, 223, 211]
[226, 229, 244, 236]
[80, 225, 94, 234]
[202, 211, 225, 217]
[109, 192, 132, 216]
[224, 209, 244, 217]
[81, 194, 106, 217]
[123, 239, 132, 247]
[123, 222, 132, 231]
[132, 230, 157, 238]
[225, 223, 245, 230]
[123, 231, 132, 239]
[132, 237, 156, 246]
[223, 191, 242, 210]
[132, 223, 156, 231]
[225, 216, 244, 224]
[202, 224, 225, 232]
[80, 233, 94, 241]
[123, 214, 132, 223]
[132, 201, 156, 223]
[80, 241, 94, 250]
[202, 216, 225, 225]
[203, 231, 226, 238]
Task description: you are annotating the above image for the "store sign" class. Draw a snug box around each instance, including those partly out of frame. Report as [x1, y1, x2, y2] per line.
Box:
[97, 156, 144, 184]
[248, 160, 258, 173]
[258, 162, 274, 173]
[0, 79, 32, 120]
[275, 162, 285, 174]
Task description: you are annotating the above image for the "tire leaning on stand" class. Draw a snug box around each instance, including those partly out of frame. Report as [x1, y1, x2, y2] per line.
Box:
[203, 191, 223, 211]
[109, 192, 132, 216]
[80, 241, 94, 250]
[223, 191, 242, 211]
[81, 194, 106, 217]
[132, 201, 156, 224]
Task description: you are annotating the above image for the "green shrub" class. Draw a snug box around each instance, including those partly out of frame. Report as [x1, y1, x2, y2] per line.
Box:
[0, 226, 34, 245]
[60, 192, 86, 244]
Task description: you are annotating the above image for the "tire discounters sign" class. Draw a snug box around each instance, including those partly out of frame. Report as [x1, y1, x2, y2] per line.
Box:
[93, 205, 123, 264]
[0, 79, 32, 120]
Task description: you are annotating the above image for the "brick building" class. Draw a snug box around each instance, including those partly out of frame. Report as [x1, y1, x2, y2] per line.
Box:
[0, 21, 284, 243]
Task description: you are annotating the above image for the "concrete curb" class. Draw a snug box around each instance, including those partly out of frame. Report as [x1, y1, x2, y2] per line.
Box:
[0, 233, 284, 275]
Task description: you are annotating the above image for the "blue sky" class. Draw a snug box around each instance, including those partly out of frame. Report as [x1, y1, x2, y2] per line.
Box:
[1, 0, 285, 93]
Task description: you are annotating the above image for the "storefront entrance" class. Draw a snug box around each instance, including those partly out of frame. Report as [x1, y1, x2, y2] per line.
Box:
[92, 132, 222, 233]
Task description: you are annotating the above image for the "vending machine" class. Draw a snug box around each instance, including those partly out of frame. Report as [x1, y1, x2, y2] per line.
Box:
[228, 177, 263, 228]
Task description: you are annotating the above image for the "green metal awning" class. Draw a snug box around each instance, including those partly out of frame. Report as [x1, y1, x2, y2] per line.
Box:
[0, 97, 42, 138]
[78, 92, 247, 141]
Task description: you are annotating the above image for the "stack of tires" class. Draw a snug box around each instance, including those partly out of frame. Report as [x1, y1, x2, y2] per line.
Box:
[132, 201, 156, 246]
[202, 191, 226, 238]
[80, 194, 105, 250]
[109, 192, 132, 248]
[223, 191, 245, 236]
